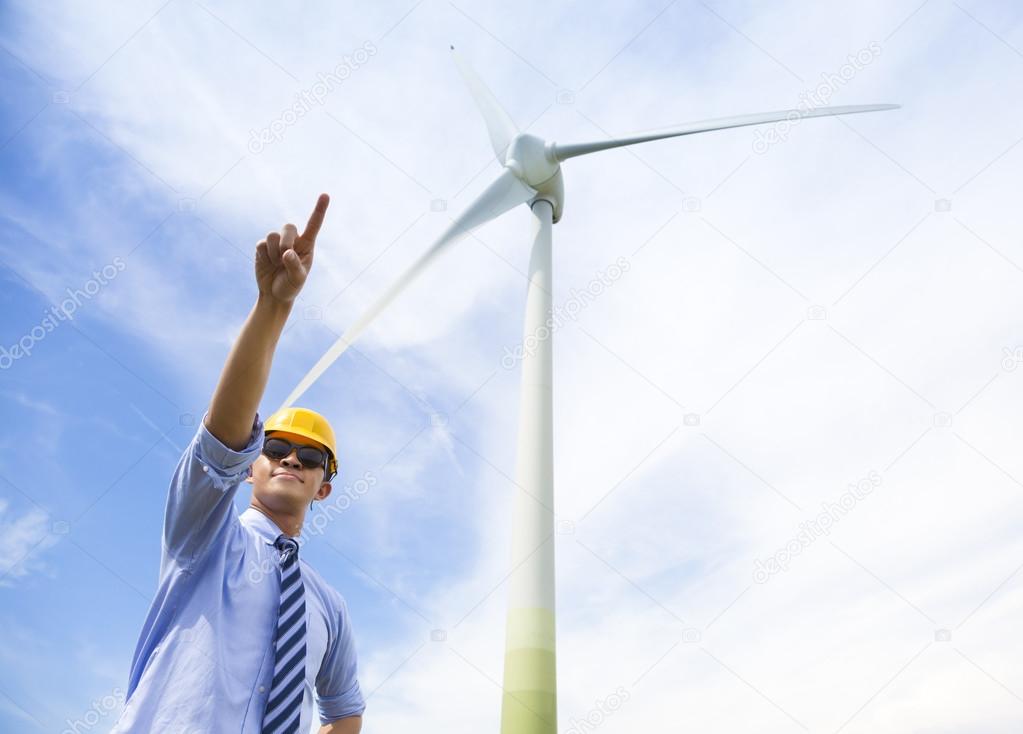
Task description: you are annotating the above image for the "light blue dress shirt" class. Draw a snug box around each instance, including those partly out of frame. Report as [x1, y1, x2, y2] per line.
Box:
[110, 410, 365, 732]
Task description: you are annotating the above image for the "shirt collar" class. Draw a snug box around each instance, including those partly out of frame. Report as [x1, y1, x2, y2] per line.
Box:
[240, 506, 289, 546]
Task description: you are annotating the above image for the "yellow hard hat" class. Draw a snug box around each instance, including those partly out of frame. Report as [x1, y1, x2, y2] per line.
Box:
[264, 406, 338, 479]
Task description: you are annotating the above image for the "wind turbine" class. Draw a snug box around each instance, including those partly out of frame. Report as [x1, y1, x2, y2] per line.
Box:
[280, 49, 898, 733]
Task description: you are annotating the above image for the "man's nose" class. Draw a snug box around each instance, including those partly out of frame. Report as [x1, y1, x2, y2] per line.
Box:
[279, 450, 302, 468]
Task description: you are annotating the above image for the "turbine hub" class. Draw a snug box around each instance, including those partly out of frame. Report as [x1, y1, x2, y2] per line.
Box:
[504, 133, 559, 188]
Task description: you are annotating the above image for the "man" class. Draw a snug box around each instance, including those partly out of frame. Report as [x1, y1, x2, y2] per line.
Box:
[110, 194, 365, 733]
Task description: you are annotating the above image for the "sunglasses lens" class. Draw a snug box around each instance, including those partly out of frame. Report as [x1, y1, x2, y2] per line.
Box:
[263, 437, 291, 460]
[263, 437, 326, 470]
[298, 447, 326, 469]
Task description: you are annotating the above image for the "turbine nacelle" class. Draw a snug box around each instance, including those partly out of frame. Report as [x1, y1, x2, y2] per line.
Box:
[503, 133, 564, 222]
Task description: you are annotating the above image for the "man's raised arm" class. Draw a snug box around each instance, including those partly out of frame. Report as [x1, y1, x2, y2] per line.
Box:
[204, 194, 330, 449]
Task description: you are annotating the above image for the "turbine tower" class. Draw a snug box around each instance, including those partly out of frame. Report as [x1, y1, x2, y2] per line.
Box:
[280, 49, 898, 733]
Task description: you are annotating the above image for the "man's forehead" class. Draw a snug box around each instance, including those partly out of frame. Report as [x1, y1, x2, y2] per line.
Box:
[265, 430, 326, 450]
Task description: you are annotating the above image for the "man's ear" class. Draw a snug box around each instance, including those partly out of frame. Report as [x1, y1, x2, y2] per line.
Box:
[317, 481, 332, 502]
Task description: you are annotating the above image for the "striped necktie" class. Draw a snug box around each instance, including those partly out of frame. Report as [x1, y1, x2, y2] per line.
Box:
[261, 535, 307, 733]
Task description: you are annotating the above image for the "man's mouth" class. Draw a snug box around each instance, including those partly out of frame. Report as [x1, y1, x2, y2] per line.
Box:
[272, 471, 302, 482]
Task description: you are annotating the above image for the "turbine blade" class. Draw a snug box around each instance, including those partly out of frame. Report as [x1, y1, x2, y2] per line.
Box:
[279, 168, 536, 410]
[553, 103, 900, 160]
[451, 46, 519, 160]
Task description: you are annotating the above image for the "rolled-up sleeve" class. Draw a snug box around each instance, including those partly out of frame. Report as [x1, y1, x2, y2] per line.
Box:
[316, 596, 366, 722]
[162, 410, 264, 574]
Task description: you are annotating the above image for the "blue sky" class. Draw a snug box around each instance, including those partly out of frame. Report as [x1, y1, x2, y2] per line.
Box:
[3, 1, 1023, 732]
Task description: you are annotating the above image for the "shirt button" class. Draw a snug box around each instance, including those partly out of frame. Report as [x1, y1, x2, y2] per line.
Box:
[202, 465, 209, 473]
[259, 685, 266, 693]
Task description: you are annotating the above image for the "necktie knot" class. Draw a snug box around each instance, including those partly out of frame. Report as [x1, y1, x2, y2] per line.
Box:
[275, 535, 299, 562]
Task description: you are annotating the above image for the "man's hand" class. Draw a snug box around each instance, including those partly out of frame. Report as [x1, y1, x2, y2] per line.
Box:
[255, 193, 330, 304]
[205, 193, 331, 450]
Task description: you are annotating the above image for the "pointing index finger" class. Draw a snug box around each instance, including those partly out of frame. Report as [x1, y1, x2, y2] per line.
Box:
[302, 193, 330, 242]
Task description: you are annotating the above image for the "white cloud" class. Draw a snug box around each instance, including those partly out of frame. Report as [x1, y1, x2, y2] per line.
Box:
[0, 497, 59, 587]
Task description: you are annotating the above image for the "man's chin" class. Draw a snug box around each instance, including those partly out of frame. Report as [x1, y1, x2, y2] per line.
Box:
[255, 486, 307, 507]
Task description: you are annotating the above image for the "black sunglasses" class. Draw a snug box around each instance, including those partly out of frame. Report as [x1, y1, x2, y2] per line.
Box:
[262, 437, 329, 471]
